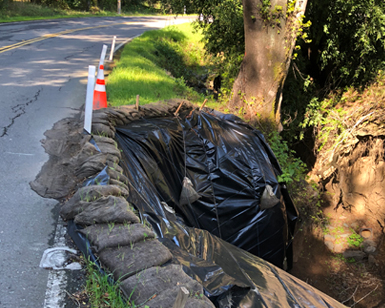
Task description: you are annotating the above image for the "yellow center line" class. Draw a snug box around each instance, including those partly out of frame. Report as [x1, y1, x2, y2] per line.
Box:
[0, 21, 133, 54]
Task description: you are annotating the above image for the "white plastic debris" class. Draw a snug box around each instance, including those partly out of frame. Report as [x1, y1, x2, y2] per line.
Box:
[40, 247, 80, 270]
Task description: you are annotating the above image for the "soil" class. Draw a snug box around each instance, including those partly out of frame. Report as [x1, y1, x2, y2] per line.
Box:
[290, 189, 385, 308]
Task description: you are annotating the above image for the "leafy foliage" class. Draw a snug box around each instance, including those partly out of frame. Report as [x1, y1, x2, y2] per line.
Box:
[347, 232, 363, 248]
[160, 0, 244, 95]
[266, 130, 307, 184]
[304, 0, 385, 89]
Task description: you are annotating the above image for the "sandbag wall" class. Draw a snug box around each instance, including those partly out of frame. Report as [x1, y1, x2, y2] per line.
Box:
[31, 101, 347, 308]
[31, 100, 214, 308]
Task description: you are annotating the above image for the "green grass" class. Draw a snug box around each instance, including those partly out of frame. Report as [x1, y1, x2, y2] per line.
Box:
[86, 261, 132, 308]
[0, 2, 113, 22]
[0, 1, 161, 23]
[106, 23, 210, 107]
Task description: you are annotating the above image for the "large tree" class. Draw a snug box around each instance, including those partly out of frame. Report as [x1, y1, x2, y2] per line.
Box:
[231, 0, 308, 125]
[161, 0, 308, 125]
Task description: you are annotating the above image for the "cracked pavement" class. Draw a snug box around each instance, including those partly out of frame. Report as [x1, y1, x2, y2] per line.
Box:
[1, 88, 42, 137]
[0, 15, 191, 308]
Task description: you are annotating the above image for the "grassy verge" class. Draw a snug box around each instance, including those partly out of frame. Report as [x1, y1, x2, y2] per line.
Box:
[106, 22, 211, 107]
[85, 261, 133, 308]
[0, 1, 160, 23]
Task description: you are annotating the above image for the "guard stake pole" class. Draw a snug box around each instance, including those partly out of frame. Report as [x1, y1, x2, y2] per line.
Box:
[84, 65, 96, 134]
[98, 44, 108, 75]
[174, 101, 184, 116]
[199, 98, 208, 111]
[136, 95, 140, 110]
[109, 36, 117, 61]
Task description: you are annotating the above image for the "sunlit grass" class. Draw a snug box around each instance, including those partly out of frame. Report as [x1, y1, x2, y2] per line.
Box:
[0, 2, 113, 22]
[85, 261, 132, 308]
[0, 1, 162, 23]
[107, 23, 209, 107]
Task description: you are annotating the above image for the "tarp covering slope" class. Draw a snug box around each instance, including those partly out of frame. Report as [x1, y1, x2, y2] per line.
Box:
[115, 109, 346, 307]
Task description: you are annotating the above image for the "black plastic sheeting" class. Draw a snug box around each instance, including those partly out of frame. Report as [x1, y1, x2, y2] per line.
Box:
[115, 110, 346, 308]
[116, 110, 296, 269]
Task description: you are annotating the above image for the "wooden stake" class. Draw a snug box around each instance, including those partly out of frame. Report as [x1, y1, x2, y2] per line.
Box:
[174, 101, 184, 116]
[172, 287, 189, 308]
[199, 99, 208, 111]
[136, 95, 140, 110]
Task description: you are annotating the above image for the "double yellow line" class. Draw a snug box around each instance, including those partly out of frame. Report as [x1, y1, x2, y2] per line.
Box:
[0, 21, 132, 54]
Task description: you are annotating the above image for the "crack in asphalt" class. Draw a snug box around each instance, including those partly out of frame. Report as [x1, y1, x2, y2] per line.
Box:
[0, 88, 42, 138]
[64, 44, 97, 61]
[57, 107, 83, 111]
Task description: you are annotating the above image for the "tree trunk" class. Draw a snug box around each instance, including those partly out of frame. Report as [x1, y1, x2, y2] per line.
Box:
[230, 0, 307, 125]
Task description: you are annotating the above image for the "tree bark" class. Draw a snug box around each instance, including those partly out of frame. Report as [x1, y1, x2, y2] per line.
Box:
[230, 0, 308, 125]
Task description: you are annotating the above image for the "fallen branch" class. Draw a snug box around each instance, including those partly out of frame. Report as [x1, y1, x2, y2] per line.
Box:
[64, 290, 81, 308]
[350, 284, 379, 307]
[342, 285, 359, 304]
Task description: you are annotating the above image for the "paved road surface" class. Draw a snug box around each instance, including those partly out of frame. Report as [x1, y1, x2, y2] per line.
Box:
[0, 15, 192, 308]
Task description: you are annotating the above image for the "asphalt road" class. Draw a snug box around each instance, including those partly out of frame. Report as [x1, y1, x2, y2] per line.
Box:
[0, 15, 192, 308]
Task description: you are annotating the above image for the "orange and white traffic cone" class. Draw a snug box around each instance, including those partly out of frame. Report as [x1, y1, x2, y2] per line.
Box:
[93, 64, 107, 110]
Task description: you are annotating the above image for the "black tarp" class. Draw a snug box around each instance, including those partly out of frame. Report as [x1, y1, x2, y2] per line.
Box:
[114, 109, 346, 308]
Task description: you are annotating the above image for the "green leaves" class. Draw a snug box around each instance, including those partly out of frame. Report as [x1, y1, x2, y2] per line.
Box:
[267, 131, 307, 184]
[306, 0, 385, 88]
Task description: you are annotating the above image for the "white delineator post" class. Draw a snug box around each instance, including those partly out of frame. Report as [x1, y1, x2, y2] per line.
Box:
[97, 44, 108, 75]
[109, 36, 117, 61]
[84, 65, 96, 134]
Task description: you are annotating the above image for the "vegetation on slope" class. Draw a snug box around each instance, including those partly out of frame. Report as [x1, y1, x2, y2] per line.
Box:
[106, 23, 209, 106]
[0, 0, 160, 23]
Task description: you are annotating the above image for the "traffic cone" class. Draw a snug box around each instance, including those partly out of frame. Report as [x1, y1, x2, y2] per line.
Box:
[93, 64, 107, 110]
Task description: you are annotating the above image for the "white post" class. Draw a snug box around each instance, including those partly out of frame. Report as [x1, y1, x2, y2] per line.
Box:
[99, 44, 108, 67]
[84, 65, 96, 134]
[109, 36, 117, 61]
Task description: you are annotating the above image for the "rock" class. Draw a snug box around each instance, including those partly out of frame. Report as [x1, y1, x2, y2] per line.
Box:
[98, 240, 172, 281]
[324, 241, 334, 251]
[80, 223, 154, 252]
[334, 242, 346, 253]
[340, 234, 350, 238]
[324, 234, 335, 242]
[368, 254, 378, 266]
[343, 250, 366, 261]
[361, 240, 377, 255]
